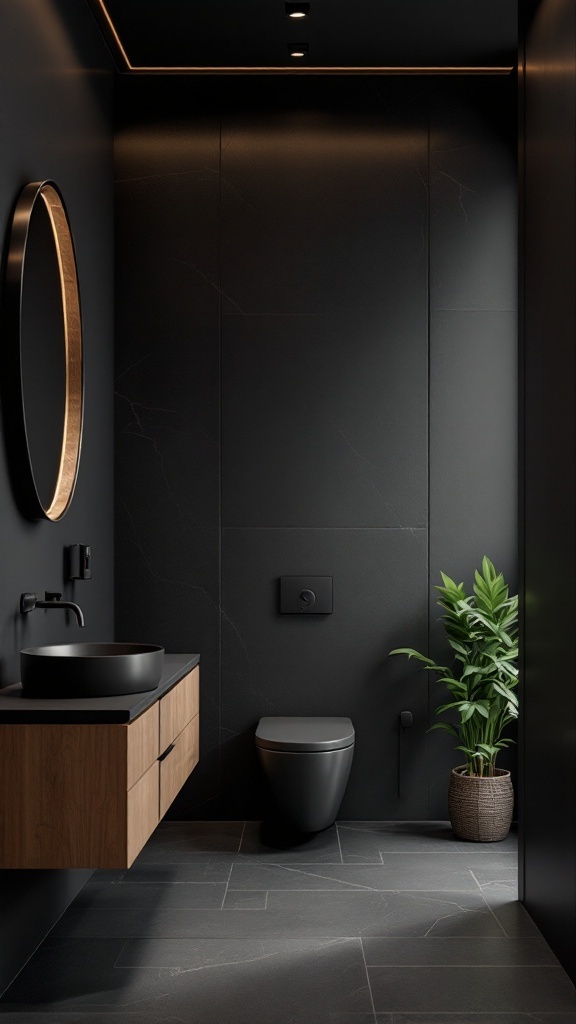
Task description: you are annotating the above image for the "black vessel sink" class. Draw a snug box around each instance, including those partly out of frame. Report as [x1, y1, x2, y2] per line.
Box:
[21, 643, 165, 698]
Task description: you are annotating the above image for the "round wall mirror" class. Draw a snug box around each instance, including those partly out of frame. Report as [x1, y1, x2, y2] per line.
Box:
[2, 181, 83, 521]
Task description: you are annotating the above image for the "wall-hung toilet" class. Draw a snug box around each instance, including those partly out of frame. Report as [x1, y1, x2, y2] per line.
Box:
[255, 716, 355, 832]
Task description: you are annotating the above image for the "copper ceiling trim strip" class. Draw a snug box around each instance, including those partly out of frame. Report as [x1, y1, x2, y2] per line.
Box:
[94, 0, 131, 68]
[94, 0, 514, 74]
[125, 66, 514, 75]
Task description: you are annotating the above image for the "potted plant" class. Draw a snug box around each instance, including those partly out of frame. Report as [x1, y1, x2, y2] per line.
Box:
[390, 557, 518, 842]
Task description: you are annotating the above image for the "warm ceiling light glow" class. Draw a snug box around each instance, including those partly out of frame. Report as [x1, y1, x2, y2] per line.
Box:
[289, 43, 308, 57]
[93, 1, 515, 75]
[285, 3, 310, 17]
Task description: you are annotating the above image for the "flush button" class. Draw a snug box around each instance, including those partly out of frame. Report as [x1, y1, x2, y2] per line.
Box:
[280, 576, 333, 613]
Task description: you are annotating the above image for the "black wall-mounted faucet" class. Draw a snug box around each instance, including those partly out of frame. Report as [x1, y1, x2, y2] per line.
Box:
[20, 591, 85, 628]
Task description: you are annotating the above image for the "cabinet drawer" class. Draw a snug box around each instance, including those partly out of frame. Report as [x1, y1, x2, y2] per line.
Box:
[159, 666, 199, 751]
[127, 702, 159, 790]
[159, 714, 199, 818]
[127, 759, 160, 867]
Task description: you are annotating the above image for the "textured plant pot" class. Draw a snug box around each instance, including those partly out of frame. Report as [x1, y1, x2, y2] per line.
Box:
[448, 765, 514, 842]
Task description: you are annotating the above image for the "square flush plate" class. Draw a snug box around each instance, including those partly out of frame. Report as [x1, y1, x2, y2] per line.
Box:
[279, 576, 333, 614]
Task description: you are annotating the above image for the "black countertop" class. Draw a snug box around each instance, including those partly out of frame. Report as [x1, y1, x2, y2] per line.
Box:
[0, 653, 200, 723]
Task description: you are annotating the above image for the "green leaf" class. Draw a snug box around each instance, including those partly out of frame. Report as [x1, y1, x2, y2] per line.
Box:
[448, 640, 469, 656]
[392, 557, 518, 760]
[436, 701, 465, 714]
[461, 705, 477, 722]
[428, 722, 460, 738]
[389, 648, 433, 662]
[477, 743, 498, 757]
[492, 681, 519, 706]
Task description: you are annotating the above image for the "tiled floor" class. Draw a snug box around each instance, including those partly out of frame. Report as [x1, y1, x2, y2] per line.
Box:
[1, 821, 575, 1023]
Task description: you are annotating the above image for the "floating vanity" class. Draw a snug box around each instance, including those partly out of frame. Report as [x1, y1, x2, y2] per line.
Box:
[0, 654, 199, 869]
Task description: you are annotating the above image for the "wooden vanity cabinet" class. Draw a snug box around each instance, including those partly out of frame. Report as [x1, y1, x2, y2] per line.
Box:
[0, 666, 199, 869]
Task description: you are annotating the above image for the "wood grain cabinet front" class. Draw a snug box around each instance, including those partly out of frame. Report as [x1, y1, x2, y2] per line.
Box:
[0, 668, 200, 870]
[159, 714, 200, 818]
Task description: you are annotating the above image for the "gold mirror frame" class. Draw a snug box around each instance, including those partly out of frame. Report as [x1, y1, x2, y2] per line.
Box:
[3, 181, 83, 521]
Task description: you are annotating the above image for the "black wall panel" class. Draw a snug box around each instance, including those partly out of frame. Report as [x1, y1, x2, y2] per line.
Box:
[428, 78, 518, 815]
[115, 91, 221, 816]
[115, 75, 517, 821]
[0, 0, 114, 995]
[521, 0, 576, 980]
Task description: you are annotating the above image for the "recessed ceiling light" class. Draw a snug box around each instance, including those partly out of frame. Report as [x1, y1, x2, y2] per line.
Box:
[288, 43, 308, 57]
[285, 3, 310, 17]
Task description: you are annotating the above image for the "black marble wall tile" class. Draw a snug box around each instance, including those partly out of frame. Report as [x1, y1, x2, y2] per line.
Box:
[220, 78, 428, 317]
[222, 314, 427, 529]
[430, 78, 517, 312]
[115, 104, 221, 816]
[115, 75, 517, 824]
[427, 79, 518, 818]
[429, 311, 517, 586]
[220, 527, 429, 820]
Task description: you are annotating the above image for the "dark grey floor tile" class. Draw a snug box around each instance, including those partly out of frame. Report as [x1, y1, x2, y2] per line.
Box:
[263, 890, 505, 937]
[470, 867, 535, 938]
[487, 900, 543, 938]
[2, 824, 564, 1024]
[454, 832, 518, 854]
[450, 849, 518, 870]
[117, 862, 233, 884]
[472, 867, 518, 887]
[145, 820, 245, 852]
[73, 881, 226, 910]
[362, 936, 558, 966]
[384, 1016, 572, 1023]
[0, 1017, 200, 1023]
[228, 860, 479, 892]
[534, 1017, 576, 1023]
[129, 822, 244, 866]
[223, 891, 268, 909]
[51, 890, 501, 940]
[238, 821, 342, 863]
[331, 1017, 390, 1024]
[337, 822, 460, 861]
[7, 1016, 569, 1024]
[131, 846, 237, 866]
[3, 937, 372, 1021]
[368, 965, 576, 1013]
[131, 823, 242, 865]
[473, 870, 522, 936]
[80, 871, 126, 886]
[0, 940, 126, 1008]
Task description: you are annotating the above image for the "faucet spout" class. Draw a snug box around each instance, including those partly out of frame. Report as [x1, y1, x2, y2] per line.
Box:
[20, 592, 85, 628]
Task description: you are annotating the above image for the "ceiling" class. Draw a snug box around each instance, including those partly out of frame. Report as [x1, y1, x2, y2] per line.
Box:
[89, 0, 517, 73]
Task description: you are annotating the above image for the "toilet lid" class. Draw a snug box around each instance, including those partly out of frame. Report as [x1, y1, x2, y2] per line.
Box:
[255, 716, 355, 752]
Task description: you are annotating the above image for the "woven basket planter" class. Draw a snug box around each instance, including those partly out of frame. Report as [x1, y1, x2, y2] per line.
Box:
[448, 766, 514, 842]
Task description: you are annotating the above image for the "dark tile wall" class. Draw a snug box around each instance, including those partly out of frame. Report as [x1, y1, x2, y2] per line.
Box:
[0, 0, 114, 995]
[428, 79, 518, 814]
[115, 75, 517, 821]
[521, 0, 576, 981]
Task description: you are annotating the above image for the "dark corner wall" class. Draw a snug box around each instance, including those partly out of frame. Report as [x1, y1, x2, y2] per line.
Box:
[115, 74, 517, 821]
[0, 0, 114, 995]
[521, 0, 576, 980]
